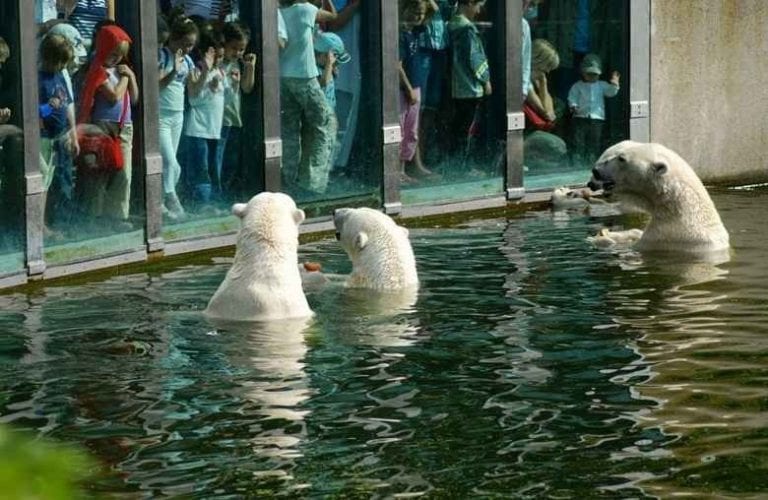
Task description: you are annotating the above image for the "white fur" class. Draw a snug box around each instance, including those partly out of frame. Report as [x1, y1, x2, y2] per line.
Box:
[587, 227, 643, 248]
[204, 192, 313, 321]
[333, 207, 419, 291]
[589, 141, 730, 254]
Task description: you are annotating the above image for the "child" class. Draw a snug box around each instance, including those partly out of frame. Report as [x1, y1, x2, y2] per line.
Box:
[218, 21, 256, 200]
[567, 53, 620, 167]
[448, 0, 491, 169]
[77, 24, 137, 225]
[158, 15, 198, 219]
[314, 31, 349, 182]
[38, 33, 78, 237]
[279, 0, 337, 195]
[181, 29, 228, 207]
[398, 0, 435, 184]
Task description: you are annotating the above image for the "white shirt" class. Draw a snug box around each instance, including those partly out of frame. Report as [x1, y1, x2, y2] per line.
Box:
[568, 80, 619, 120]
[184, 67, 229, 139]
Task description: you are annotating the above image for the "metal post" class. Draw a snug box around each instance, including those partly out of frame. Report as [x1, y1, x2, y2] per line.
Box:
[629, 0, 651, 142]
[18, 0, 45, 276]
[504, 0, 525, 200]
[380, 0, 402, 214]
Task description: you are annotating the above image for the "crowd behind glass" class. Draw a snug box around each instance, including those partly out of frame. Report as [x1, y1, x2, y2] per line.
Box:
[0, 0, 626, 262]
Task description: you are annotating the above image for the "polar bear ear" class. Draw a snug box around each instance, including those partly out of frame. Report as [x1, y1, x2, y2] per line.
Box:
[232, 203, 248, 219]
[652, 161, 668, 175]
[293, 209, 306, 225]
[354, 232, 369, 251]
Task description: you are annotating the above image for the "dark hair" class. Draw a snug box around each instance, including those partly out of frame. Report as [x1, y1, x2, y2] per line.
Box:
[157, 15, 169, 37]
[197, 29, 224, 55]
[40, 33, 73, 67]
[222, 21, 251, 44]
[168, 15, 199, 41]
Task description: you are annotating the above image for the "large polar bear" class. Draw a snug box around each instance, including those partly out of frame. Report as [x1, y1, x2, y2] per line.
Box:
[588, 141, 729, 254]
[332, 207, 419, 291]
[205, 192, 313, 321]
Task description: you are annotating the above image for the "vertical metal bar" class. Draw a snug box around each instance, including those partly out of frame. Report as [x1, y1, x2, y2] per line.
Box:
[18, 0, 45, 275]
[257, 0, 281, 192]
[504, 0, 525, 199]
[629, 0, 651, 142]
[380, 0, 401, 214]
[129, 0, 165, 252]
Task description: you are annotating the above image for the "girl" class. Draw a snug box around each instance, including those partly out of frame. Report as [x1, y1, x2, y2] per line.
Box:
[279, 0, 337, 195]
[77, 24, 137, 225]
[158, 15, 198, 219]
[181, 29, 228, 207]
[217, 21, 256, 200]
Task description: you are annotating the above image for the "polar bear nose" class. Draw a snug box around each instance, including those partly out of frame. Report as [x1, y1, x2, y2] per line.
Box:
[591, 167, 604, 181]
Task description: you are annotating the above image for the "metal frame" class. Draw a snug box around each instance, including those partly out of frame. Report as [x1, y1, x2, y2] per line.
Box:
[378, 0, 402, 215]
[18, 0, 44, 276]
[255, 0, 281, 192]
[629, 0, 651, 141]
[503, 0, 525, 200]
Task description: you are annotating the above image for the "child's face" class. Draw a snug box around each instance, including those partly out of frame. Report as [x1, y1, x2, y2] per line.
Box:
[467, 1, 486, 19]
[583, 71, 599, 82]
[403, 3, 427, 28]
[224, 39, 247, 61]
[104, 46, 125, 67]
[172, 33, 197, 55]
[0, 51, 8, 67]
[159, 30, 170, 46]
[214, 47, 225, 66]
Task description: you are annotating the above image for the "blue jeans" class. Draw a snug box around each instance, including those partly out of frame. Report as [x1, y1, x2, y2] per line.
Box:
[183, 136, 220, 204]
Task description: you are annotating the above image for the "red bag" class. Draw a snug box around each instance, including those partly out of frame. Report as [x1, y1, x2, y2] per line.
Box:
[75, 93, 128, 172]
[523, 102, 555, 131]
[76, 130, 124, 172]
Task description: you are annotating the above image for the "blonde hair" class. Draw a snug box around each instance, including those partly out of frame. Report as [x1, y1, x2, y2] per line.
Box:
[532, 38, 559, 74]
[0, 37, 9, 60]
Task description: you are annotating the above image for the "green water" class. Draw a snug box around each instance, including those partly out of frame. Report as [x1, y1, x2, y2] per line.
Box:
[0, 188, 766, 498]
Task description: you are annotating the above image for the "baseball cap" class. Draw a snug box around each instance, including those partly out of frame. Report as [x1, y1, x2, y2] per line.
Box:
[580, 53, 602, 75]
[314, 31, 351, 64]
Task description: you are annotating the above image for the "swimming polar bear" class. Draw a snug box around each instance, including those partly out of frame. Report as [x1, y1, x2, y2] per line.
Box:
[588, 141, 729, 255]
[332, 207, 419, 291]
[205, 192, 313, 322]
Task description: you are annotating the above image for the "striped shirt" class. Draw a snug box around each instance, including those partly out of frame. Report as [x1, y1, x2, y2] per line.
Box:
[170, 0, 232, 20]
[68, 0, 108, 45]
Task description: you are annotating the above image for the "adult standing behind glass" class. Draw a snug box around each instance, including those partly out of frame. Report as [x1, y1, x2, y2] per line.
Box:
[56, 0, 116, 49]
[169, 0, 235, 22]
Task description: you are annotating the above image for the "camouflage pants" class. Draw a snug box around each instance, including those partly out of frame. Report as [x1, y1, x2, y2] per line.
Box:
[280, 77, 337, 193]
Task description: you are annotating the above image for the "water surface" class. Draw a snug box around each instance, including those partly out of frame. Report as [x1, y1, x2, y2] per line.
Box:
[1, 188, 766, 497]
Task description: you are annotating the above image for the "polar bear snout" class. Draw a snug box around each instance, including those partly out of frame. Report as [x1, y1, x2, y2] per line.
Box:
[589, 166, 615, 193]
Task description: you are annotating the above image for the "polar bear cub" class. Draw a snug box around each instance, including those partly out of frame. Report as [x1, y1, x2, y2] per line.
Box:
[333, 207, 419, 290]
[588, 141, 729, 254]
[205, 192, 313, 322]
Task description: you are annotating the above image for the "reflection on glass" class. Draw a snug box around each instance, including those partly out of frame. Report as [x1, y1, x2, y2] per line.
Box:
[35, 4, 145, 266]
[279, 1, 380, 215]
[523, 0, 629, 190]
[399, 0, 505, 205]
[0, 10, 24, 275]
[159, 4, 260, 240]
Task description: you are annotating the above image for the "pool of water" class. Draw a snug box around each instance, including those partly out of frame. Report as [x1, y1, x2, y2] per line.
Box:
[1, 187, 766, 497]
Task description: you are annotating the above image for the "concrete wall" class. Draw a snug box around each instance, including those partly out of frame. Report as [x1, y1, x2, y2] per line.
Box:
[650, 0, 768, 183]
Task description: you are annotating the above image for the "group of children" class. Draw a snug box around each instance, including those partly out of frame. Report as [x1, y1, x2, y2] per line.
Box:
[398, 0, 494, 184]
[157, 12, 257, 220]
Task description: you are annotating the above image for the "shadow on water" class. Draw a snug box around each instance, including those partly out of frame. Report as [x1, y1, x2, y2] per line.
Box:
[0, 188, 766, 496]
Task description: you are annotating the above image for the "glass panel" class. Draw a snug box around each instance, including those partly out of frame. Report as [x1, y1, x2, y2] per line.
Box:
[399, 0, 506, 206]
[523, 0, 629, 190]
[0, 4, 25, 276]
[159, 2, 255, 242]
[38, 2, 145, 265]
[279, 0, 382, 217]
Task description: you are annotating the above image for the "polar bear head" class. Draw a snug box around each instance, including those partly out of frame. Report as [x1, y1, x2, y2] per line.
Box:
[204, 192, 311, 322]
[588, 141, 729, 254]
[333, 207, 419, 290]
[231, 192, 306, 245]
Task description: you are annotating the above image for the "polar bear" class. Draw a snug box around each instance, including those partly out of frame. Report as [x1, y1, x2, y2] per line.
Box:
[588, 141, 729, 254]
[332, 207, 419, 291]
[204, 192, 313, 322]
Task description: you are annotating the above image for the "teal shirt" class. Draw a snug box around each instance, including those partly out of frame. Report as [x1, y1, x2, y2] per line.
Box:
[448, 14, 490, 99]
[279, 4, 320, 79]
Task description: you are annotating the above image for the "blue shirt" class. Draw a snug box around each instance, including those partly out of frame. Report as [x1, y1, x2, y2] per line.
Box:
[279, 4, 320, 79]
[399, 27, 431, 90]
[69, 0, 108, 43]
[91, 68, 132, 124]
[158, 47, 195, 112]
[568, 80, 619, 120]
[38, 71, 72, 137]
